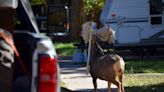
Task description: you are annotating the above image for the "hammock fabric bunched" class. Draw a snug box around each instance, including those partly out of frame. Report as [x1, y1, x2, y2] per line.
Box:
[81, 22, 115, 44]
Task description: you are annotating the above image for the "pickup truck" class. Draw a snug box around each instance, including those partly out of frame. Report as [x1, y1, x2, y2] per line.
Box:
[13, 31, 60, 92]
[0, 0, 60, 92]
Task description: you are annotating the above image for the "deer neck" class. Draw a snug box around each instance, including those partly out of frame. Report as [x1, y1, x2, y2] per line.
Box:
[89, 42, 103, 64]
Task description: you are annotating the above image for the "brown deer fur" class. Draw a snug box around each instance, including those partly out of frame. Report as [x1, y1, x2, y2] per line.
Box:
[89, 35, 125, 92]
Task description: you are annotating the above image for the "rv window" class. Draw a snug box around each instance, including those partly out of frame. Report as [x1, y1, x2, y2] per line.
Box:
[150, 0, 162, 15]
[163, 3, 164, 11]
[151, 17, 162, 24]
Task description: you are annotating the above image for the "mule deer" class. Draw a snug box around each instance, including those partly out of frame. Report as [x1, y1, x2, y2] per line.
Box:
[89, 35, 125, 92]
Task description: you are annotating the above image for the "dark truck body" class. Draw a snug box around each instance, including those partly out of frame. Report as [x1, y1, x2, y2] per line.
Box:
[13, 31, 60, 92]
[0, 0, 60, 92]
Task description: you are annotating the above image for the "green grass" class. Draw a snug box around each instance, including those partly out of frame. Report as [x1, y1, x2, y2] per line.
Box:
[124, 60, 164, 92]
[54, 42, 75, 56]
[125, 60, 164, 73]
[125, 74, 164, 92]
[125, 83, 164, 92]
[125, 74, 164, 87]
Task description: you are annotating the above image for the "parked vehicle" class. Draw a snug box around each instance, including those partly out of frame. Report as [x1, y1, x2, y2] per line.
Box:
[0, 0, 60, 92]
[13, 31, 60, 92]
[47, 5, 70, 36]
[100, 0, 164, 50]
[36, 4, 70, 42]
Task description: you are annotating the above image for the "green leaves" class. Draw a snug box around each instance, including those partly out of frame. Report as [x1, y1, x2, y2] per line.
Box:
[30, 0, 46, 5]
[83, 0, 105, 20]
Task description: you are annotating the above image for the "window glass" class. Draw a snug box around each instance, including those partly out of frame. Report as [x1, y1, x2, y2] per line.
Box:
[150, 0, 162, 15]
[48, 8, 66, 26]
[47, 6, 68, 33]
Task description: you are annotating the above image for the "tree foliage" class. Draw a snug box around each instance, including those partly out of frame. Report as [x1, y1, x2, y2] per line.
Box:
[30, 0, 46, 5]
[83, 0, 105, 21]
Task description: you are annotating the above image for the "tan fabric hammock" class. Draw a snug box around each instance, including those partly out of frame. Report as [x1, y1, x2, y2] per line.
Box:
[81, 21, 115, 44]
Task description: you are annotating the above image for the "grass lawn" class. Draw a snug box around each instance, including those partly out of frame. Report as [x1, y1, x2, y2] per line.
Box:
[125, 60, 164, 73]
[125, 74, 164, 92]
[55, 43, 164, 92]
[124, 60, 164, 92]
[54, 42, 75, 57]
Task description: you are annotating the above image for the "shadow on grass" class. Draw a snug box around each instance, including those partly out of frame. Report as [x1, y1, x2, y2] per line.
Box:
[125, 83, 164, 92]
[61, 83, 164, 92]
[61, 87, 75, 92]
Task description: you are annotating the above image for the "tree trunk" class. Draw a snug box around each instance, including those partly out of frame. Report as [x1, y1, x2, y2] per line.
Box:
[69, 0, 84, 41]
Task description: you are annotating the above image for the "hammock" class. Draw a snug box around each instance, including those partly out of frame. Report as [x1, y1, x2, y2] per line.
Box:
[81, 21, 115, 44]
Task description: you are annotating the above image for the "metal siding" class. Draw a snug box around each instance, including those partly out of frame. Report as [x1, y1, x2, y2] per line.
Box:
[117, 26, 141, 44]
[108, 0, 149, 19]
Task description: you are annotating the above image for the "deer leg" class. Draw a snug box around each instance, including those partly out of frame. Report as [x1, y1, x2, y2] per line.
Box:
[117, 82, 122, 92]
[119, 75, 124, 92]
[107, 81, 111, 92]
[93, 78, 98, 92]
[111, 80, 121, 92]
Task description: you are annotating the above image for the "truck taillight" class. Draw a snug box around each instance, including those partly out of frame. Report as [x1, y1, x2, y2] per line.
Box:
[38, 55, 57, 92]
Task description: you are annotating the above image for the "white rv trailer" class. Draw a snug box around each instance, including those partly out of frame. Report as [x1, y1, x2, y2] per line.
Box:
[100, 0, 164, 50]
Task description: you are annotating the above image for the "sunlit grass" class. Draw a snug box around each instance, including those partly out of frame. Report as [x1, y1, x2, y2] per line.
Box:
[125, 74, 164, 87]
[54, 43, 75, 56]
[124, 74, 164, 92]
[125, 60, 164, 73]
